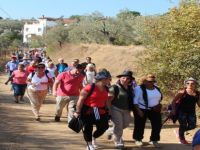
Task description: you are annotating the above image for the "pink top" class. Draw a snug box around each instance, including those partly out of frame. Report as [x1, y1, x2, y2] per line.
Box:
[56, 71, 84, 96]
[12, 70, 29, 84]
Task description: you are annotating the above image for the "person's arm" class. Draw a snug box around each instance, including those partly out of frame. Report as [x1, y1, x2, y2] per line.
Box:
[171, 91, 184, 115]
[5, 74, 14, 85]
[133, 86, 144, 117]
[74, 89, 88, 118]
[52, 79, 60, 96]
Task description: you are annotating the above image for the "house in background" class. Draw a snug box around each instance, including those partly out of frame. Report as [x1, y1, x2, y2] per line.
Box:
[23, 15, 77, 43]
[23, 15, 60, 43]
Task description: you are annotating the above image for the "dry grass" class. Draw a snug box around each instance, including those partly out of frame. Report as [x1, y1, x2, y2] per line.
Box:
[48, 43, 146, 78]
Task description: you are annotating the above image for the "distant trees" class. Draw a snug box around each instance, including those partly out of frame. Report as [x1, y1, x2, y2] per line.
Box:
[0, 19, 23, 50]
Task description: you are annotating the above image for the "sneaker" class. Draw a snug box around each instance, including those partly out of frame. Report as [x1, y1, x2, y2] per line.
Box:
[174, 129, 179, 139]
[92, 137, 98, 149]
[114, 138, 124, 148]
[86, 144, 95, 150]
[149, 141, 159, 147]
[179, 139, 189, 145]
[135, 140, 143, 146]
[54, 116, 60, 122]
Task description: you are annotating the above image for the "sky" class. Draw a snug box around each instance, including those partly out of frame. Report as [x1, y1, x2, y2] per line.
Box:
[0, 0, 180, 19]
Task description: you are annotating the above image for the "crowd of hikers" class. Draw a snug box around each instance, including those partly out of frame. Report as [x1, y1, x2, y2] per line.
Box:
[3, 49, 200, 150]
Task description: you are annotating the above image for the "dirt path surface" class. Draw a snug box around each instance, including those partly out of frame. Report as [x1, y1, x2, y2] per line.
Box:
[0, 74, 198, 150]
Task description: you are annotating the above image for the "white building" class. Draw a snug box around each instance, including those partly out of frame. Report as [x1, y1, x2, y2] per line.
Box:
[23, 16, 58, 43]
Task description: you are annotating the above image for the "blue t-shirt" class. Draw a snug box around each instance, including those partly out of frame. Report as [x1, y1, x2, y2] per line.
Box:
[56, 63, 68, 73]
[192, 129, 200, 148]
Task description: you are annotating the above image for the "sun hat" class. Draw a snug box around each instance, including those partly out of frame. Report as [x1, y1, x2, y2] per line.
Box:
[184, 77, 198, 85]
[116, 70, 134, 79]
[37, 62, 45, 67]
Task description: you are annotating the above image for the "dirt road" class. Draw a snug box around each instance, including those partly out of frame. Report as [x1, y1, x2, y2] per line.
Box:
[0, 74, 197, 150]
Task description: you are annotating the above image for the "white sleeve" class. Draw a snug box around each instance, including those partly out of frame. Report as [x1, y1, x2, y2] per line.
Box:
[47, 72, 53, 79]
[27, 73, 32, 80]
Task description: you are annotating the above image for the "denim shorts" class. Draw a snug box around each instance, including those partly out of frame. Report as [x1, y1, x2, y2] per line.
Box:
[12, 83, 27, 96]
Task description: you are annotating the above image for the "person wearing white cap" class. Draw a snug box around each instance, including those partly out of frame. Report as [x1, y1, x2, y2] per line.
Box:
[172, 77, 200, 145]
[82, 63, 96, 87]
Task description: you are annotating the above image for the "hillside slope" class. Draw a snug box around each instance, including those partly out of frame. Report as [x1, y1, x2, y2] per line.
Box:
[48, 44, 145, 77]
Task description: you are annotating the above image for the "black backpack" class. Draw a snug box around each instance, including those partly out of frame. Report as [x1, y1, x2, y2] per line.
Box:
[31, 70, 50, 79]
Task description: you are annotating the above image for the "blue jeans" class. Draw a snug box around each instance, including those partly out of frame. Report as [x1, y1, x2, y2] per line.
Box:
[178, 111, 196, 140]
[12, 83, 27, 96]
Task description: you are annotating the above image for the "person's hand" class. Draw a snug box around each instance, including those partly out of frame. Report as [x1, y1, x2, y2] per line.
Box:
[74, 112, 80, 118]
[170, 110, 176, 116]
[137, 109, 144, 118]
[52, 91, 57, 97]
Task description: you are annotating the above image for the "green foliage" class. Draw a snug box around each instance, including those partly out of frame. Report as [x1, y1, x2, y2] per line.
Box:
[68, 11, 142, 45]
[45, 25, 69, 49]
[0, 19, 23, 50]
[139, 1, 200, 94]
[29, 36, 45, 48]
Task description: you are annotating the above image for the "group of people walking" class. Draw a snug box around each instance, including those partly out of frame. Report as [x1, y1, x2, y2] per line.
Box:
[4, 49, 200, 150]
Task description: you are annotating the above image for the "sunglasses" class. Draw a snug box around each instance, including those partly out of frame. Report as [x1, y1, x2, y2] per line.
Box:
[186, 82, 195, 85]
[147, 80, 155, 83]
[37, 66, 45, 69]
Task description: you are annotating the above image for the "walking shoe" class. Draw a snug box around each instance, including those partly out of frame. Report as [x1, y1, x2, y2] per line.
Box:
[54, 116, 60, 122]
[86, 144, 95, 150]
[135, 140, 143, 146]
[92, 137, 98, 149]
[149, 141, 160, 147]
[174, 129, 179, 139]
[179, 139, 189, 145]
[114, 138, 124, 148]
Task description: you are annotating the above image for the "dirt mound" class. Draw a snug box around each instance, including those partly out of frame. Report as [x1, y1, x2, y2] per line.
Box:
[48, 43, 146, 77]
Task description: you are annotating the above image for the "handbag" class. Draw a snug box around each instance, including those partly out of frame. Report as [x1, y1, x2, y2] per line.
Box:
[68, 116, 83, 133]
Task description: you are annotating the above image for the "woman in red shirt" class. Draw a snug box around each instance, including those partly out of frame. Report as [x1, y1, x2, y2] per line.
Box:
[5, 63, 29, 103]
[74, 69, 111, 150]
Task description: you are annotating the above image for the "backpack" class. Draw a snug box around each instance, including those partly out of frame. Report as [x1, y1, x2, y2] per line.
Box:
[31, 70, 50, 80]
[86, 83, 109, 99]
[140, 84, 163, 110]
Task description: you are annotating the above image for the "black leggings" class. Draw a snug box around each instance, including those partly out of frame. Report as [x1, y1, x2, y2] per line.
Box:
[82, 114, 109, 142]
